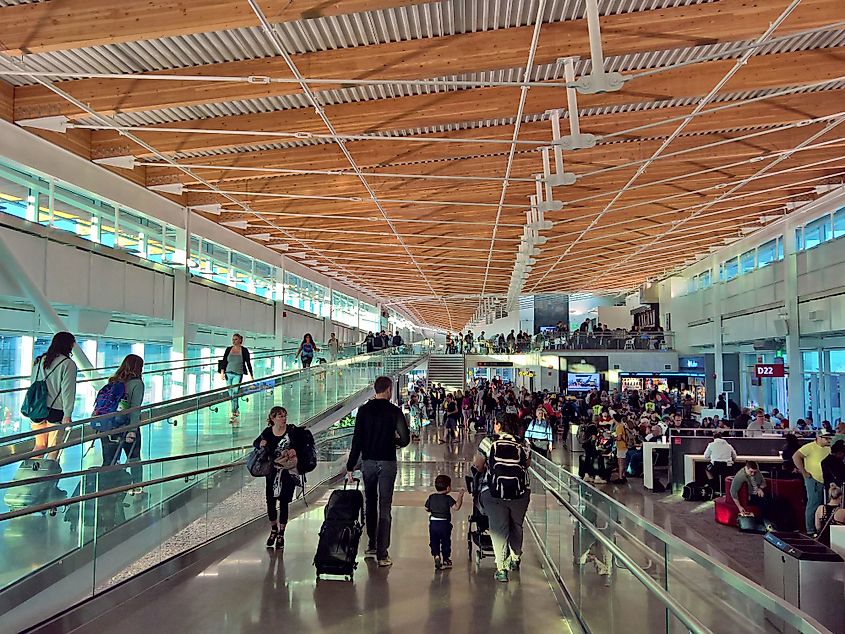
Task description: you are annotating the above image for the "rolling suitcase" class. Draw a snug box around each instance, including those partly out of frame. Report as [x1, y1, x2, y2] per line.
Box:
[64, 436, 133, 532]
[3, 425, 73, 512]
[314, 479, 364, 581]
[3, 458, 66, 512]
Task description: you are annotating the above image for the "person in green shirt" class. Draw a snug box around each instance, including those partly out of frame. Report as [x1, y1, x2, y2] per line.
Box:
[793, 432, 833, 534]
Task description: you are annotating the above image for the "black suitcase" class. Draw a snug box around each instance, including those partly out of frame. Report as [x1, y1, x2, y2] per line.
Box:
[64, 467, 132, 532]
[315, 480, 364, 580]
[682, 482, 713, 501]
[3, 458, 67, 512]
[64, 436, 134, 532]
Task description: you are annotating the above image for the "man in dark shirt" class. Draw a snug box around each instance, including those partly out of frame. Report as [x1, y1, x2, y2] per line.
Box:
[346, 375, 410, 567]
[822, 440, 845, 488]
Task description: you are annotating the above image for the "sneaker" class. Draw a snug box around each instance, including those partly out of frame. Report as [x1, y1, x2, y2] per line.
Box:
[508, 557, 520, 571]
[441, 559, 453, 569]
[266, 527, 278, 548]
[583, 475, 593, 482]
[434, 555, 442, 570]
[377, 557, 393, 567]
[275, 532, 285, 551]
[593, 476, 607, 484]
[364, 547, 377, 558]
[494, 569, 509, 582]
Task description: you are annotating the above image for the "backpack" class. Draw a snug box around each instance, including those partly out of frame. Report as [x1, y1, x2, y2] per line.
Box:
[576, 424, 590, 445]
[21, 358, 65, 422]
[623, 426, 638, 449]
[91, 381, 129, 432]
[486, 435, 529, 500]
[294, 426, 317, 474]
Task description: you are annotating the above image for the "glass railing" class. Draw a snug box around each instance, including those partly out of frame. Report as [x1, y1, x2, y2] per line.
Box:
[0, 351, 425, 631]
[436, 332, 675, 354]
[0, 348, 425, 509]
[527, 453, 829, 634]
[0, 343, 364, 443]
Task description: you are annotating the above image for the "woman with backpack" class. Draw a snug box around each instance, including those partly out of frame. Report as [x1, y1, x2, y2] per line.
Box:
[254, 406, 316, 551]
[295, 333, 319, 369]
[525, 407, 554, 459]
[98, 354, 145, 491]
[473, 413, 531, 582]
[218, 333, 254, 423]
[28, 331, 78, 460]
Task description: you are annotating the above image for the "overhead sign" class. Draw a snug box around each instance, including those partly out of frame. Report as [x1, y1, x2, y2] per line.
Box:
[476, 361, 513, 367]
[755, 364, 785, 378]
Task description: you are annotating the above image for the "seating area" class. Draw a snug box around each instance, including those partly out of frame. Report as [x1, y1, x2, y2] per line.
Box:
[713, 476, 805, 532]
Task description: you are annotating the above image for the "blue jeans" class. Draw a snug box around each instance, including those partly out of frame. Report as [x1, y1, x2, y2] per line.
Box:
[361, 460, 398, 559]
[429, 520, 452, 559]
[804, 477, 825, 533]
[225, 372, 243, 414]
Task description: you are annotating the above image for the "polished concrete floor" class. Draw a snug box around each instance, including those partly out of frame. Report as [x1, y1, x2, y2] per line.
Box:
[75, 443, 570, 634]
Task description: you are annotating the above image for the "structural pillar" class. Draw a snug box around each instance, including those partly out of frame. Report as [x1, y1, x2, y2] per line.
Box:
[783, 229, 804, 422]
[0, 230, 96, 376]
[171, 209, 191, 360]
[710, 255, 725, 400]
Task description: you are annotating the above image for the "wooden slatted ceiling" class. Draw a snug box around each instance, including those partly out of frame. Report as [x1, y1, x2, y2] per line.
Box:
[1, 0, 844, 330]
[11, 0, 840, 118]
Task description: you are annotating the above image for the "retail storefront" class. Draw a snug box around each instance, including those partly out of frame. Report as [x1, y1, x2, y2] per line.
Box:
[618, 371, 706, 404]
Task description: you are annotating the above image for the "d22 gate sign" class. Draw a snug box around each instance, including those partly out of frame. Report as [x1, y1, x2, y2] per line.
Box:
[754, 364, 785, 378]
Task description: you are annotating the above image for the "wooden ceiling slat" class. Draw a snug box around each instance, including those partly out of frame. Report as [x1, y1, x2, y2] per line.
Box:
[0, 0, 426, 56]
[91, 49, 845, 159]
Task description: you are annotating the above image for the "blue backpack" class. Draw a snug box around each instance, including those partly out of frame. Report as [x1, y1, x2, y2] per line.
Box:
[91, 381, 129, 432]
[21, 358, 65, 422]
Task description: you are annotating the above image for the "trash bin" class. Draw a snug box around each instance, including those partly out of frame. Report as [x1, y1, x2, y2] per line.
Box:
[763, 531, 844, 634]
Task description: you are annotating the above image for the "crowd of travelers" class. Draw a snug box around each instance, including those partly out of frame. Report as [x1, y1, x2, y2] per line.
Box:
[18, 331, 845, 588]
[443, 321, 668, 354]
[363, 330, 403, 353]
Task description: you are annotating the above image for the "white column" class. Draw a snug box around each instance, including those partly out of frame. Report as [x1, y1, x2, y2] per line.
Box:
[710, 256, 724, 399]
[172, 210, 190, 360]
[783, 228, 803, 421]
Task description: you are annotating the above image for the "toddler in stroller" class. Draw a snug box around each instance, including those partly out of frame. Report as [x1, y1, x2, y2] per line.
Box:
[465, 468, 495, 567]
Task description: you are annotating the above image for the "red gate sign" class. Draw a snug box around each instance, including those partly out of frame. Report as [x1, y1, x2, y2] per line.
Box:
[755, 364, 785, 378]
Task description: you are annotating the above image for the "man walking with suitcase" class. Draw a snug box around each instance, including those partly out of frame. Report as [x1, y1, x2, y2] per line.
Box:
[346, 376, 410, 567]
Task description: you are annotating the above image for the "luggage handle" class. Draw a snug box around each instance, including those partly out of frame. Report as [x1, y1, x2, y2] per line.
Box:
[344, 476, 361, 491]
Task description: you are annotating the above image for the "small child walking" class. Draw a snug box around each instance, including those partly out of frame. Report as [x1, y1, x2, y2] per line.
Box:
[425, 474, 464, 570]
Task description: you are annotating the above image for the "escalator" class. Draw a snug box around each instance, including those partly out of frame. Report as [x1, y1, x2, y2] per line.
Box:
[0, 349, 427, 631]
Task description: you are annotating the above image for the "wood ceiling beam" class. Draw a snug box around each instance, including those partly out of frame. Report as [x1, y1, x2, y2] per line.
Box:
[89, 49, 845, 159]
[0, 0, 426, 56]
[12, 0, 841, 118]
[173, 125, 845, 200]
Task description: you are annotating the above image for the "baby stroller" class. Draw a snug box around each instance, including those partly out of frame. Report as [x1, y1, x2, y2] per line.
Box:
[466, 469, 495, 567]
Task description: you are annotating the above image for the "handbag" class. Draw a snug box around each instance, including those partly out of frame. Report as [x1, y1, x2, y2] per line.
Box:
[246, 447, 274, 477]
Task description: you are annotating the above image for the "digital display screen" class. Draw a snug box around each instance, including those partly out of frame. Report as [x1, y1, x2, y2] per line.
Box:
[567, 373, 600, 392]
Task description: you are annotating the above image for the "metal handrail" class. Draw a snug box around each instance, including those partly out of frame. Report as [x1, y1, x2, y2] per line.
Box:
[531, 453, 832, 634]
[0, 427, 356, 523]
[0, 347, 281, 383]
[0, 431, 356, 491]
[0, 343, 363, 394]
[530, 468, 710, 634]
[0, 349, 391, 461]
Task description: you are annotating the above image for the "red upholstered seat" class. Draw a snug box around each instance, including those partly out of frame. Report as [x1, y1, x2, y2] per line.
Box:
[714, 476, 759, 526]
[714, 476, 805, 530]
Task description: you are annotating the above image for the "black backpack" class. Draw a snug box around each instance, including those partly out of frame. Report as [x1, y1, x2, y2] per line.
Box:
[293, 426, 317, 474]
[487, 435, 529, 500]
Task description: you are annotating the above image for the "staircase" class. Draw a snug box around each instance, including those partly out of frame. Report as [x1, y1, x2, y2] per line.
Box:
[427, 355, 466, 391]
